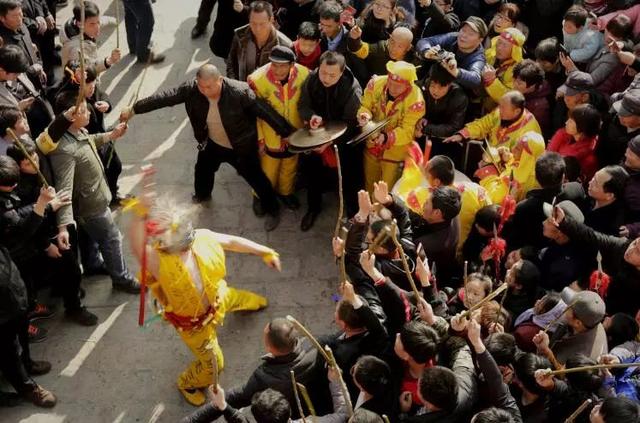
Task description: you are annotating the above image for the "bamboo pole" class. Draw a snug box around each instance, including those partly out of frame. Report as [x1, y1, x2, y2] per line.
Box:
[367, 224, 391, 254]
[296, 382, 317, 422]
[286, 316, 331, 362]
[290, 371, 307, 423]
[6, 129, 48, 187]
[543, 299, 578, 334]
[549, 362, 640, 376]
[115, 0, 120, 50]
[564, 399, 592, 423]
[333, 145, 344, 239]
[75, 0, 86, 110]
[388, 220, 421, 300]
[338, 226, 348, 285]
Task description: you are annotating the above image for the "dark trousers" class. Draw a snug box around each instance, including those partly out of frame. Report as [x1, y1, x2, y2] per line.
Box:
[0, 314, 36, 394]
[195, 140, 280, 214]
[122, 0, 155, 61]
[98, 142, 123, 199]
[302, 143, 363, 217]
[195, 0, 216, 28]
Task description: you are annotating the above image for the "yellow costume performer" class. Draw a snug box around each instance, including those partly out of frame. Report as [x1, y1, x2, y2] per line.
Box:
[483, 28, 525, 111]
[248, 61, 309, 197]
[359, 61, 425, 192]
[460, 105, 541, 151]
[474, 131, 545, 203]
[127, 197, 279, 407]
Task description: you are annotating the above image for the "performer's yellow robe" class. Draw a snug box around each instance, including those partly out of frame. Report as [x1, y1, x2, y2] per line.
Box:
[145, 229, 267, 395]
[460, 108, 541, 151]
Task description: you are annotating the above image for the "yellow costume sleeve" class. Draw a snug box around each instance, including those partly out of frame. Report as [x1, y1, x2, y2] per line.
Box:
[387, 96, 425, 150]
[354, 41, 370, 59]
[485, 66, 514, 103]
[358, 77, 376, 117]
[464, 109, 499, 141]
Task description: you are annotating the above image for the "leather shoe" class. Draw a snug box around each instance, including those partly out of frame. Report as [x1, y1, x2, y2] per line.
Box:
[191, 25, 206, 39]
[300, 210, 319, 232]
[27, 360, 51, 376]
[65, 307, 98, 326]
[22, 385, 56, 408]
[264, 212, 280, 232]
[112, 279, 143, 294]
[191, 194, 212, 204]
[139, 52, 165, 64]
[252, 197, 265, 217]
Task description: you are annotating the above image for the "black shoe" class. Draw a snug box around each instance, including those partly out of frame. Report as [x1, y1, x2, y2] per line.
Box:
[28, 324, 48, 344]
[139, 52, 165, 64]
[192, 194, 212, 204]
[65, 307, 98, 326]
[280, 195, 300, 210]
[84, 265, 109, 276]
[27, 360, 51, 376]
[191, 25, 206, 39]
[300, 210, 319, 232]
[264, 212, 280, 232]
[112, 279, 142, 294]
[252, 197, 265, 217]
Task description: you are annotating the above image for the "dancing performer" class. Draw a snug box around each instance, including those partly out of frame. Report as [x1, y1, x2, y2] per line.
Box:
[126, 170, 281, 406]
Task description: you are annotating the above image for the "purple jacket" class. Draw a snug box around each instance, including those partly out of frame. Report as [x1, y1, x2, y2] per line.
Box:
[525, 81, 552, 138]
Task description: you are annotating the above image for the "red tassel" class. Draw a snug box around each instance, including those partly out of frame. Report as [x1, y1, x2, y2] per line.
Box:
[589, 271, 611, 298]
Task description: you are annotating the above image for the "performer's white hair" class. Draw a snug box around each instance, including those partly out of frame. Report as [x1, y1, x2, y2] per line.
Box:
[149, 195, 197, 251]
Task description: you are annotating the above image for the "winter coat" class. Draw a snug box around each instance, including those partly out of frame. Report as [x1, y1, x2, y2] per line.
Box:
[226, 25, 293, 81]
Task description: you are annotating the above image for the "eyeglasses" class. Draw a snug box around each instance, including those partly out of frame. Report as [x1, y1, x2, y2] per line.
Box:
[373, 2, 392, 10]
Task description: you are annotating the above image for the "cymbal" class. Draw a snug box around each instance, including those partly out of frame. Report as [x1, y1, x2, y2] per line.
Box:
[347, 117, 392, 145]
[288, 121, 348, 150]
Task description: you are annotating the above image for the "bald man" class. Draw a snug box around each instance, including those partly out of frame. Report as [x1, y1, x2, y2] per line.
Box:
[347, 26, 415, 80]
[120, 64, 294, 231]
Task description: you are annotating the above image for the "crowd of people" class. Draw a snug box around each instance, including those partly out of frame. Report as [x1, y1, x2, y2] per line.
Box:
[2, 0, 640, 421]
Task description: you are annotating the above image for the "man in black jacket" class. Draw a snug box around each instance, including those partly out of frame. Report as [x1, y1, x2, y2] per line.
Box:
[120, 64, 293, 231]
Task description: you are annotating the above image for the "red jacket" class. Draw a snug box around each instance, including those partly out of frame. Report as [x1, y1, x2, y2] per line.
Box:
[548, 128, 599, 182]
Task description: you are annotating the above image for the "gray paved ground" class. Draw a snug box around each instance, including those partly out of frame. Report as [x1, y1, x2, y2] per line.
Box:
[3, 1, 338, 421]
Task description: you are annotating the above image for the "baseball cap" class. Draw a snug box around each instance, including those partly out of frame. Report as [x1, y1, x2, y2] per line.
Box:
[561, 288, 606, 329]
[543, 200, 584, 224]
[564, 71, 594, 97]
[462, 17, 488, 39]
[613, 89, 640, 117]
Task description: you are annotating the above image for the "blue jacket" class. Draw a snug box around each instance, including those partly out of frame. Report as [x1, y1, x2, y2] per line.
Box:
[416, 32, 486, 89]
[563, 25, 603, 64]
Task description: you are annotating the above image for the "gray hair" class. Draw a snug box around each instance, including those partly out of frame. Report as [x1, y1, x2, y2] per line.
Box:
[196, 64, 222, 81]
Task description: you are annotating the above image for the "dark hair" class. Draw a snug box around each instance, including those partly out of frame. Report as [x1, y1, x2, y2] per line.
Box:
[601, 165, 629, 200]
[0, 0, 21, 17]
[298, 21, 321, 40]
[563, 156, 582, 183]
[485, 333, 517, 366]
[538, 292, 561, 315]
[0, 155, 19, 186]
[0, 106, 21, 135]
[266, 318, 297, 353]
[565, 354, 603, 393]
[353, 355, 391, 397]
[349, 409, 385, 423]
[399, 321, 439, 364]
[427, 155, 455, 185]
[599, 396, 640, 422]
[429, 63, 456, 86]
[6, 139, 35, 166]
[535, 152, 566, 189]
[370, 219, 397, 252]
[73, 1, 100, 20]
[419, 366, 458, 412]
[534, 38, 560, 63]
[513, 59, 545, 89]
[0, 45, 29, 74]
[569, 104, 601, 138]
[606, 14, 632, 40]
[480, 301, 511, 333]
[473, 407, 518, 423]
[564, 5, 588, 28]
[251, 389, 291, 423]
[319, 50, 346, 71]
[504, 90, 525, 110]
[318, 1, 343, 22]
[514, 352, 552, 395]
[513, 260, 540, 295]
[337, 298, 366, 329]
[430, 186, 461, 221]
[249, 0, 274, 18]
[474, 204, 500, 232]
[54, 90, 83, 115]
[606, 312, 639, 348]
[497, 3, 520, 23]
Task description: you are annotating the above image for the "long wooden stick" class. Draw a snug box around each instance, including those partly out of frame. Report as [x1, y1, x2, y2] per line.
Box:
[333, 145, 344, 239]
[463, 260, 468, 292]
[115, 0, 120, 50]
[286, 316, 331, 362]
[338, 226, 349, 284]
[325, 346, 353, 418]
[75, 0, 86, 110]
[388, 220, 421, 300]
[564, 399, 592, 423]
[543, 300, 578, 334]
[290, 371, 307, 423]
[549, 362, 640, 376]
[296, 382, 317, 422]
[367, 225, 391, 254]
[6, 129, 48, 187]
[461, 282, 508, 319]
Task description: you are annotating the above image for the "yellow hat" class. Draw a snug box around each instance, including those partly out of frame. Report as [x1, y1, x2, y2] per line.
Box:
[500, 28, 525, 62]
[386, 60, 417, 84]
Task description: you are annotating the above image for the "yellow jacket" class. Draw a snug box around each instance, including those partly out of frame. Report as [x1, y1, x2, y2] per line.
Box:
[476, 131, 546, 203]
[483, 34, 522, 108]
[358, 75, 425, 162]
[461, 108, 541, 150]
[247, 63, 309, 152]
[146, 229, 230, 324]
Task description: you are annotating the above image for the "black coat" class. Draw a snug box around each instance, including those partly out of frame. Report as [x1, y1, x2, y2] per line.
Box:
[133, 77, 293, 155]
[0, 245, 28, 325]
[598, 113, 640, 167]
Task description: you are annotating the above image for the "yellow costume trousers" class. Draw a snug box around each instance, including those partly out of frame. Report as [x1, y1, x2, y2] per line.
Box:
[364, 151, 402, 193]
[260, 154, 298, 196]
[176, 286, 267, 391]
